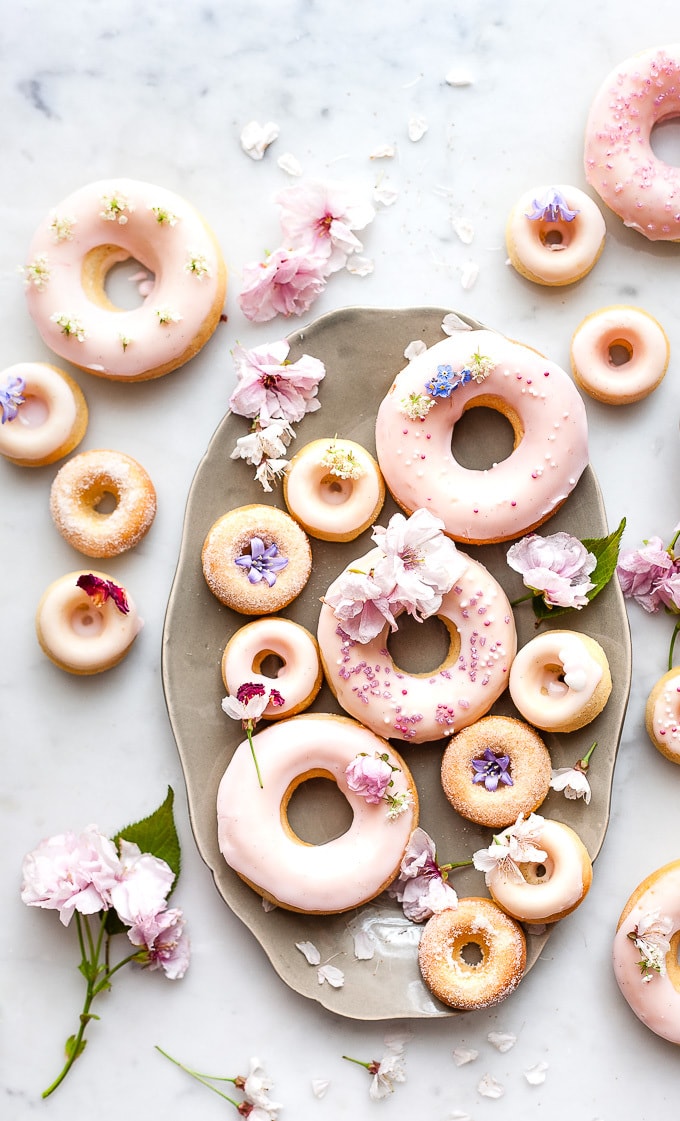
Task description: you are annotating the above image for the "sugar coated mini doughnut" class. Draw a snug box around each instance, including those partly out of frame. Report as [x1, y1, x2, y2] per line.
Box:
[585, 45, 680, 241]
[283, 437, 385, 541]
[645, 668, 680, 763]
[505, 184, 606, 286]
[35, 570, 143, 674]
[484, 817, 592, 924]
[317, 546, 516, 744]
[613, 860, 680, 1044]
[441, 715, 552, 829]
[222, 618, 322, 718]
[509, 629, 611, 733]
[23, 178, 227, 380]
[202, 504, 312, 615]
[0, 362, 88, 467]
[374, 330, 589, 545]
[50, 449, 157, 557]
[418, 897, 526, 1011]
[571, 306, 670, 404]
[216, 713, 418, 913]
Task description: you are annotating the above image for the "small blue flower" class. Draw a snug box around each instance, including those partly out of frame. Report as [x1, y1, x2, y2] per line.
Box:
[0, 375, 25, 423]
[525, 188, 579, 223]
[471, 748, 513, 792]
[425, 364, 473, 399]
[234, 536, 289, 586]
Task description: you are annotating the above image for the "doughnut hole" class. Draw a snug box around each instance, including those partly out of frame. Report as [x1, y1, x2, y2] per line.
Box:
[82, 244, 156, 312]
[517, 856, 554, 885]
[387, 612, 459, 675]
[82, 478, 121, 517]
[650, 116, 680, 167]
[541, 226, 566, 248]
[254, 651, 286, 678]
[319, 472, 354, 506]
[283, 770, 353, 844]
[541, 662, 569, 697]
[16, 394, 49, 427]
[70, 601, 105, 637]
[451, 397, 521, 470]
[607, 339, 633, 367]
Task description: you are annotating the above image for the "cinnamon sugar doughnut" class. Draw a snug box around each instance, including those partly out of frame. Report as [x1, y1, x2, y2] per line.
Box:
[222, 617, 322, 718]
[202, 504, 312, 614]
[283, 437, 385, 542]
[50, 449, 157, 557]
[35, 570, 143, 674]
[441, 715, 552, 829]
[418, 897, 526, 1011]
[0, 362, 87, 467]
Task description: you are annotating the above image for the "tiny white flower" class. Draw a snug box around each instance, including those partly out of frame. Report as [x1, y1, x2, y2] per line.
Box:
[277, 152, 302, 176]
[100, 191, 133, 224]
[487, 1031, 516, 1052]
[441, 311, 473, 334]
[452, 1047, 478, 1066]
[317, 964, 344, 988]
[400, 391, 436, 421]
[550, 766, 592, 804]
[524, 1060, 549, 1085]
[148, 204, 179, 226]
[295, 940, 321, 966]
[50, 312, 86, 341]
[49, 212, 76, 240]
[477, 1073, 505, 1099]
[155, 307, 182, 325]
[628, 910, 673, 980]
[254, 457, 289, 492]
[185, 251, 211, 279]
[320, 442, 364, 480]
[21, 254, 51, 288]
[241, 119, 279, 160]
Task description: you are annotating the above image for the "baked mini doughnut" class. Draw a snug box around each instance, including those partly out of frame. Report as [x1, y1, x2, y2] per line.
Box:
[645, 668, 680, 763]
[50, 449, 157, 557]
[23, 178, 227, 380]
[374, 330, 589, 545]
[485, 818, 593, 924]
[505, 184, 606, 286]
[441, 715, 552, 829]
[0, 362, 88, 467]
[584, 45, 680, 241]
[509, 629, 611, 733]
[283, 437, 385, 541]
[317, 547, 516, 743]
[35, 570, 143, 674]
[613, 860, 680, 1043]
[571, 306, 670, 404]
[222, 617, 322, 718]
[202, 504, 312, 614]
[216, 713, 418, 913]
[418, 897, 526, 1011]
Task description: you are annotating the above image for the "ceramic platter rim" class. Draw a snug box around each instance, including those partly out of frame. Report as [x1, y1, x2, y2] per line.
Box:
[161, 305, 632, 1021]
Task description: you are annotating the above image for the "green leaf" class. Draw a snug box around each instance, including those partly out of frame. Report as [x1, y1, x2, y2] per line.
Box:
[65, 1034, 87, 1062]
[531, 517, 626, 622]
[113, 787, 181, 890]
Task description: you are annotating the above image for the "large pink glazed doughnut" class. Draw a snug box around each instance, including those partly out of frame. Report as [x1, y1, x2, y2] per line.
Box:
[216, 713, 418, 913]
[584, 45, 680, 241]
[221, 617, 322, 718]
[645, 668, 680, 763]
[374, 330, 589, 545]
[505, 184, 606, 286]
[0, 362, 88, 466]
[35, 570, 143, 674]
[317, 547, 516, 743]
[486, 818, 593, 924]
[571, 306, 670, 404]
[23, 178, 227, 380]
[613, 860, 680, 1044]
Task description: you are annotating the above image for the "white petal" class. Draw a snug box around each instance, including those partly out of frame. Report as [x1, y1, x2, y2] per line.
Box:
[452, 216, 475, 244]
[370, 143, 396, 159]
[317, 964, 345, 988]
[404, 339, 427, 360]
[277, 152, 302, 176]
[441, 312, 473, 334]
[487, 1031, 516, 1053]
[295, 940, 321, 965]
[353, 930, 376, 960]
[261, 897, 277, 912]
[524, 1060, 549, 1086]
[477, 1073, 505, 1099]
[408, 114, 428, 141]
[383, 1029, 413, 1053]
[460, 259, 480, 290]
[453, 1047, 478, 1066]
[449, 1113, 473, 1120]
[346, 255, 374, 277]
[311, 1078, 330, 1098]
[373, 179, 399, 207]
[240, 120, 280, 160]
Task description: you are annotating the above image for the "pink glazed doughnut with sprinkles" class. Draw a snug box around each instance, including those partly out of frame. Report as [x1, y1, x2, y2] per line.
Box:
[584, 44, 680, 241]
[374, 330, 589, 545]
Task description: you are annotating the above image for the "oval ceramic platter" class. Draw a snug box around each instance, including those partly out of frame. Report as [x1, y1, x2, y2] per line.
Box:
[162, 306, 631, 1020]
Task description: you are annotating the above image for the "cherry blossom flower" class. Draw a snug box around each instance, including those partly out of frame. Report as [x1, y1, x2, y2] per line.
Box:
[276, 179, 375, 274]
[127, 906, 190, 979]
[507, 531, 597, 609]
[371, 508, 467, 620]
[109, 839, 175, 926]
[239, 246, 327, 323]
[617, 526, 680, 667]
[323, 567, 399, 643]
[156, 1049, 282, 1119]
[473, 813, 547, 885]
[229, 340, 326, 425]
[21, 825, 121, 926]
[222, 681, 285, 788]
[388, 827, 461, 922]
[550, 741, 597, 804]
[627, 910, 674, 981]
[343, 1032, 409, 1101]
[76, 573, 129, 614]
[0, 373, 25, 422]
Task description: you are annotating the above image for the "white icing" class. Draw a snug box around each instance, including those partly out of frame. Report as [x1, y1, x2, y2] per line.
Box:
[509, 631, 604, 731]
[284, 438, 384, 540]
[488, 820, 590, 923]
[222, 618, 320, 717]
[506, 184, 605, 284]
[0, 362, 84, 464]
[36, 571, 143, 673]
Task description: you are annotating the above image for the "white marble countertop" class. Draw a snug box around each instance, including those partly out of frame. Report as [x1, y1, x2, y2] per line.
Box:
[3, 2, 680, 1117]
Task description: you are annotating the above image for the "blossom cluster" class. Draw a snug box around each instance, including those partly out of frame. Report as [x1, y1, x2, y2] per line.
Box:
[473, 813, 547, 885]
[324, 507, 467, 643]
[345, 751, 414, 820]
[229, 339, 326, 491]
[239, 179, 375, 323]
[627, 910, 673, 982]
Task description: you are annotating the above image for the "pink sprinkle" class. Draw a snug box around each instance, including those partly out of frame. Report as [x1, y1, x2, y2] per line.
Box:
[426, 433, 431, 439]
[511, 500, 517, 507]
[543, 370, 550, 377]
[473, 508, 478, 514]
[531, 471, 538, 479]
[402, 429, 408, 435]
[402, 689, 408, 695]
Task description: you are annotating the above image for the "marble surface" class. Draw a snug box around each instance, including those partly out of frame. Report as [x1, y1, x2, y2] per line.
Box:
[3, 1, 680, 1117]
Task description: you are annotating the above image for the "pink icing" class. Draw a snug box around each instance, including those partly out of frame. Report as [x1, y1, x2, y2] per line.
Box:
[571, 306, 669, 403]
[649, 669, 680, 759]
[374, 331, 588, 544]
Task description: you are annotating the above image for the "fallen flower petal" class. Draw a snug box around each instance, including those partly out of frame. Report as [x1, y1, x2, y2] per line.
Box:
[487, 1030, 516, 1052]
[524, 1060, 549, 1086]
[240, 120, 279, 160]
[295, 940, 321, 965]
[477, 1073, 505, 1099]
[311, 1078, 330, 1099]
[452, 1047, 478, 1066]
[317, 963, 344, 988]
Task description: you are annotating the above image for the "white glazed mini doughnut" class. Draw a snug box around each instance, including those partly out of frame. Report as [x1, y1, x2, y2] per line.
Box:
[216, 713, 418, 913]
[505, 184, 606, 286]
[35, 570, 143, 674]
[571, 306, 670, 404]
[374, 330, 589, 545]
[509, 629, 611, 733]
[50, 449, 157, 557]
[418, 897, 526, 1011]
[613, 860, 680, 1044]
[0, 362, 88, 467]
[23, 178, 227, 380]
[645, 668, 680, 763]
[317, 547, 516, 744]
[485, 818, 593, 924]
[283, 437, 385, 541]
[222, 618, 322, 718]
[584, 45, 680, 241]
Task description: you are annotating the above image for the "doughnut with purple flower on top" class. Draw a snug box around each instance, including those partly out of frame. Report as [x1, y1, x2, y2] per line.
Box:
[505, 184, 605, 286]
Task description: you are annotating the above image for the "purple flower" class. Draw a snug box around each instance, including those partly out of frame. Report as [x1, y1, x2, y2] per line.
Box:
[345, 753, 394, 804]
[235, 537, 288, 586]
[617, 536, 675, 612]
[424, 363, 472, 398]
[0, 374, 25, 423]
[507, 531, 596, 609]
[525, 188, 579, 222]
[471, 748, 513, 792]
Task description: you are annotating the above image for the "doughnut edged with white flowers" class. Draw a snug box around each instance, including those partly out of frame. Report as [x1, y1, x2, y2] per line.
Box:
[23, 179, 227, 380]
[508, 629, 611, 732]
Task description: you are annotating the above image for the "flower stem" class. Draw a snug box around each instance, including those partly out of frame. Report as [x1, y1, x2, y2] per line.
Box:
[440, 859, 474, 872]
[668, 621, 680, 672]
[509, 591, 536, 607]
[342, 1055, 371, 1069]
[155, 1046, 241, 1105]
[578, 741, 598, 770]
[245, 724, 264, 788]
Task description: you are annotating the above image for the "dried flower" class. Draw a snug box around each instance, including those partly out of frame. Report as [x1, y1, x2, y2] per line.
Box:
[550, 741, 597, 804]
[222, 680, 284, 788]
[525, 188, 579, 223]
[627, 910, 673, 981]
[0, 374, 25, 423]
[156, 1048, 283, 1118]
[76, 573, 129, 614]
[20, 790, 186, 1097]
